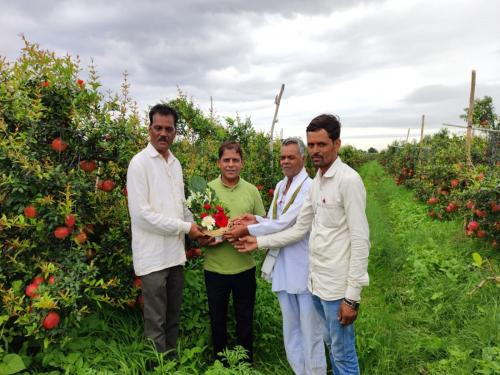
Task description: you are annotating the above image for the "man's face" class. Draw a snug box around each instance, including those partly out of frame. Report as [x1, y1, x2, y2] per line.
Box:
[306, 129, 340, 172]
[217, 148, 243, 183]
[280, 143, 305, 178]
[149, 113, 176, 156]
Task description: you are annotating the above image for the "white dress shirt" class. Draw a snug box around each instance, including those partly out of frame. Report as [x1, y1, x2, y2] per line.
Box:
[248, 168, 312, 294]
[257, 157, 370, 301]
[127, 143, 193, 276]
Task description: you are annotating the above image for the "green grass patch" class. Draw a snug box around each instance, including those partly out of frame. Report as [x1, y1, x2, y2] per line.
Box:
[357, 161, 499, 374]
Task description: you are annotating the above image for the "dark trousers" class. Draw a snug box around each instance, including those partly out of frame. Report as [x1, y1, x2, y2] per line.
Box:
[141, 265, 184, 353]
[204, 267, 256, 363]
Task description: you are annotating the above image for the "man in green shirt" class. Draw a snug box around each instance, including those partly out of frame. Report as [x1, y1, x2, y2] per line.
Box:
[204, 140, 266, 363]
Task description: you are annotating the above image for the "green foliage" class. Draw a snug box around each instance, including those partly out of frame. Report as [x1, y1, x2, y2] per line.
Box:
[338, 144, 372, 171]
[0, 38, 145, 347]
[358, 161, 499, 374]
[379, 129, 499, 246]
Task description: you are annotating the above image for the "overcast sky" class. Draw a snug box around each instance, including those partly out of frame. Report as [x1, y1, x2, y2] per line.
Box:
[1, 0, 499, 150]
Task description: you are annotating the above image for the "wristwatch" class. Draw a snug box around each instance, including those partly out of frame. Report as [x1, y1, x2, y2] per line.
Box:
[342, 298, 360, 311]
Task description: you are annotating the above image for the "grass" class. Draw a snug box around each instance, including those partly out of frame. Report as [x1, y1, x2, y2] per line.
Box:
[357, 160, 499, 374]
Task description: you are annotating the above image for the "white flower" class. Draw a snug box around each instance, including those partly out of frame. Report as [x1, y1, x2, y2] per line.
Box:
[186, 194, 193, 208]
[201, 215, 216, 231]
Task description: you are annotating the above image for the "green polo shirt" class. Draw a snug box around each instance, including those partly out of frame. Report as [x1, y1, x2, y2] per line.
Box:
[204, 176, 266, 274]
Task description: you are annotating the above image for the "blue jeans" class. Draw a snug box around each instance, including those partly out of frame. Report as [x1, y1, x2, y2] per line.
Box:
[312, 296, 359, 375]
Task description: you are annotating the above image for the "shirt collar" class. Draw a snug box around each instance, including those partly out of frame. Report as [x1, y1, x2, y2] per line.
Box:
[282, 168, 309, 191]
[316, 157, 342, 180]
[217, 175, 242, 190]
[146, 143, 176, 164]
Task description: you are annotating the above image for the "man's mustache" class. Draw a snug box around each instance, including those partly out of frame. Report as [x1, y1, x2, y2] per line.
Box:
[158, 137, 168, 142]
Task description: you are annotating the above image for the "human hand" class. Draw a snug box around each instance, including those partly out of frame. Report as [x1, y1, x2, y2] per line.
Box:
[337, 301, 358, 326]
[198, 236, 218, 247]
[224, 224, 249, 242]
[231, 214, 257, 226]
[188, 223, 208, 240]
[233, 236, 258, 252]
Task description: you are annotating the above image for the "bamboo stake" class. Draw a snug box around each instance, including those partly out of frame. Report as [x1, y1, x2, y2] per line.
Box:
[420, 115, 425, 143]
[466, 70, 476, 167]
[269, 84, 285, 168]
[209, 96, 214, 120]
[270, 84, 285, 145]
[418, 115, 425, 167]
[405, 128, 410, 143]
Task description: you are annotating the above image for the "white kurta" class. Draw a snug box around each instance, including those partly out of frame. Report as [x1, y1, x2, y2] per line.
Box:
[127, 143, 193, 276]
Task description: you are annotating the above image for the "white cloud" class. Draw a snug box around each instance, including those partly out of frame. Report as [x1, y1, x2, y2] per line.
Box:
[0, 0, 499, 151]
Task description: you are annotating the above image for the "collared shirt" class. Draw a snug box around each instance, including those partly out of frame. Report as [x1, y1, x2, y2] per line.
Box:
[204, 176, 266, 274]
[127, 143, 193, 277]
[257, 157, 370, 301]
[248, 168, 312, 294]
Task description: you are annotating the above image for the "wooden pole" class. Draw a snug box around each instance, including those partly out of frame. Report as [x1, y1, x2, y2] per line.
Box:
[420, 115, 425, 144]
[466, 70, 476, 166]
[418, 115, 425, 167]
[270, 84, 285, 168]
[270, 84, 285, 146]
[209, 96, 214, 120]
[406, 128, 410, 143]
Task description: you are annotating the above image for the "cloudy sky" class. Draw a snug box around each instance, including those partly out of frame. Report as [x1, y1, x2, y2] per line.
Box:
[1, 0, 499, 150]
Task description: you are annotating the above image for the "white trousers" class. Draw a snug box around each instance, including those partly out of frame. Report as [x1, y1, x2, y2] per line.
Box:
[277, 291, 327, 375]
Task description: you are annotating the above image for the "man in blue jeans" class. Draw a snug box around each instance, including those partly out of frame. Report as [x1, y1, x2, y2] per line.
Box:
[236, 114, 370, 375]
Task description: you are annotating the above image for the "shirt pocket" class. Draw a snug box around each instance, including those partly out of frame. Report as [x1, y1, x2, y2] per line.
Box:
[317, 201, 344, 228]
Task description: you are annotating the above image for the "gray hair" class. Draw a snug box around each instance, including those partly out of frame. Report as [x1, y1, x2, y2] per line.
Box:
[281, 137, 306, 157]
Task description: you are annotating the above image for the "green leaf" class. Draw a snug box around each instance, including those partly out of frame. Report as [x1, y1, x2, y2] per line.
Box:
[0, 353, 26, 374]
[188, 176, 207, 193]
[472, 252, 483, 268]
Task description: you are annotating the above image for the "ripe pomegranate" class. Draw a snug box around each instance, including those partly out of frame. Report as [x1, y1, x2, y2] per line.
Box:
[475, 209, 487, 219]
[65, 214, 76, 227]
[476, 230, 486, 238]
[50, 138, 68, 152]
[32, 276, 45, 286]
[25, 283, 39, 298]
[490, 201, 499, 213]
[466, 200, 475, 210]
[24, 205, 37, 218]
[79, 160, 96, 172]
[133, 278, 142, 289]
[99, 180, 115, 192]
[446, 203, 457, 213]
[74, 231, 88, 245]
[192, 248, 202, 257]
[427, 197, 438, 205]
[42, 311, 60, 330]
[54, 226, 70, 240]
[48, 275, 55, 285]
[450, 179, 459, 188]
[467, 221, 479, 231]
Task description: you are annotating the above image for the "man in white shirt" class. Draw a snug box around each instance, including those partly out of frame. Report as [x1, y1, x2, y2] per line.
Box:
[236, 114, 370, 375]
[127, 104, 206, 356]
[225, 138, 326, 375]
